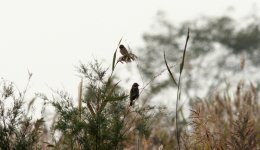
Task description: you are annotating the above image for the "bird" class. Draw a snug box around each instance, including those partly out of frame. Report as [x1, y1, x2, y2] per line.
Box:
[119, 44, 129, 56]
[129, 83, 139, 106]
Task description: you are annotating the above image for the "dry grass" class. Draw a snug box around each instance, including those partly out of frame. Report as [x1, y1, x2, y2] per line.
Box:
[182, 81, 260, 150]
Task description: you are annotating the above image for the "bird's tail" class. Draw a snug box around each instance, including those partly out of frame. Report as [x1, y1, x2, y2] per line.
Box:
[130, 100, 133, 106]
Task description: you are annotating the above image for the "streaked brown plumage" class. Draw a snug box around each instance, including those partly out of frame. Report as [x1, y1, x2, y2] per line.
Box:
[129, 83, 139, 106]
[119, 44, 129, 56]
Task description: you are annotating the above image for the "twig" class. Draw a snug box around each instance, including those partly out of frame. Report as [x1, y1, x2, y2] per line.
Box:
[135, 59, 145, 88]
[139, 64, 178, 97]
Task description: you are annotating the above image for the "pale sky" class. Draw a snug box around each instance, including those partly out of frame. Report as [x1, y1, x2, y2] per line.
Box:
[0, 0, 259, 99]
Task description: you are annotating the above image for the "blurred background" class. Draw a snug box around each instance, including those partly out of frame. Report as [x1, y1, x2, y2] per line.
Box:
[0, 0, 259, 98]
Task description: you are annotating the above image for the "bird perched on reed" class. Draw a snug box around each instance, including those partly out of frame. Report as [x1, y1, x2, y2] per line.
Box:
[117, 44, 137, 63]
[129, 83, 139, 106]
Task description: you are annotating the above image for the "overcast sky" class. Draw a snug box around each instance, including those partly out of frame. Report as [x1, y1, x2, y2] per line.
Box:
[0, 0, 259, 99]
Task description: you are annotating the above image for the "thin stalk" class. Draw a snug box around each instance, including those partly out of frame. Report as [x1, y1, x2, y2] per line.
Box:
[176, 28, 189, 150]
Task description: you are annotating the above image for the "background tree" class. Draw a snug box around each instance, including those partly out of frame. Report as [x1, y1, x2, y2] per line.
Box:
[138, 11, 260, 101]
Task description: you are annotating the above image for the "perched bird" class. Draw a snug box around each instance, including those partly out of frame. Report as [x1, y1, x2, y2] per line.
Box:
[129, 83, 139, 106]
[117, 44, 138, 64]
[119, 44, 129, 56]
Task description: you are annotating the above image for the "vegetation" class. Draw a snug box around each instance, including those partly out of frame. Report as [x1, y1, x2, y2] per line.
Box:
[0, 13, 259, 149]
[0, 75, 47, 149]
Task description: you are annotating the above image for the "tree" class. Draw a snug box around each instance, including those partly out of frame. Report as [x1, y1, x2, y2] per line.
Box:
[51, 51, 164, 149]
[0, 75, 47, 149]
[138, 11, 260, 101]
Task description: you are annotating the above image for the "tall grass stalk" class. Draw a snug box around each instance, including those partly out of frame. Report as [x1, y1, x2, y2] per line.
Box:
[164, 29, 190, 150]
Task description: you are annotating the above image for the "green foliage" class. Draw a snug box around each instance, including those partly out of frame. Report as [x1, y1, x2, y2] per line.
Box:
[51, 49, 159, 149]
[0, 79, 44, 150]
[51, 65, 128, 149]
